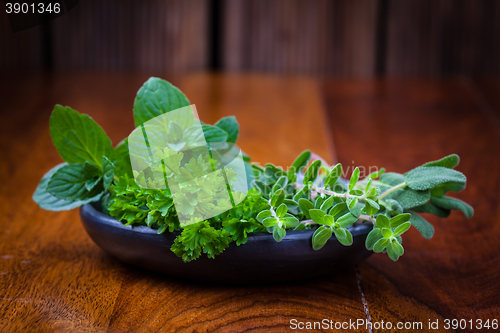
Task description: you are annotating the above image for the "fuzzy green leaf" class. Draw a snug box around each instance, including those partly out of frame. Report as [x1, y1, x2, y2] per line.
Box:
[405, 166, 466, 191]
[411, 202, 450, 218]
[407, 211, 435, 239]
[430, 196, 474, 218]
[420, 154, 459, 169]
[380, 172, 405, 186]
[390, 188, 430, 209]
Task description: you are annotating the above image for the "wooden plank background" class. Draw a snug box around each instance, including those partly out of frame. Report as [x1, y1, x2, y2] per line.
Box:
[1, 0, 500, 75]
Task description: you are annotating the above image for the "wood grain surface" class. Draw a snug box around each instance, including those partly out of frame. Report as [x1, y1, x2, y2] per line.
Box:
[1, 73, 499, 332]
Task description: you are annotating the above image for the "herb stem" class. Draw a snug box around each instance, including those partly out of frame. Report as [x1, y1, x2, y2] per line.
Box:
[378, 182, 407, 199]
[294, 183, 359, 200]
[359, 214, 376, 224]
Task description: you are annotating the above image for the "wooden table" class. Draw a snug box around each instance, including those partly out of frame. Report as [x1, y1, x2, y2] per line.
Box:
[0, 73, 499, 332]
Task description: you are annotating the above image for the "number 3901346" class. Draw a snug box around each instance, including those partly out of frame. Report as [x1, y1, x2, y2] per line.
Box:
[6, 3, 60, 14]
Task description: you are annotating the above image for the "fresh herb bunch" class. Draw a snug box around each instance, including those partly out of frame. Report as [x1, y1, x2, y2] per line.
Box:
[33, 77, 473, 263]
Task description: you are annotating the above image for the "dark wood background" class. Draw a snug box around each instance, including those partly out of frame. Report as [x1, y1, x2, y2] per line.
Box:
[2, 0, 500, 76]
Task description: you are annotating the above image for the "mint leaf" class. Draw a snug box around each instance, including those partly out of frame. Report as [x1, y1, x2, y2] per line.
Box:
[33, 163, 102, 211]
[430, 196, 474, 218]
[407, 211, 435, 239]
[405, 166, 466, 191]
[49, 105, 113, 168]
[133, 77, 190, 127]
[202, 124, 229, 142]
[420, 154, 460, 169]
[215, 116, 239, 143]
[47, 163, 103, 201]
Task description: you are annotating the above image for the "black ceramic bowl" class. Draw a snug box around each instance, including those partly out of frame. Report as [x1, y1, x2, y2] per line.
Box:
[80, 203, 373, 283]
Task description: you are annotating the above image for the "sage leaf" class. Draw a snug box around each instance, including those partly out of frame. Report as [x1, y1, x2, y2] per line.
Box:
[380, 172, 405, 186]
[411, 202, 450, 218]
[430, 196, 474, 218]
[390, 188, 430, 209]
[49, 105, 113, 168]
[407, 211, 435, 239]
[420, 154, 459, 169]
[405, 166, 466, 191]
[133, 77, 190, 127]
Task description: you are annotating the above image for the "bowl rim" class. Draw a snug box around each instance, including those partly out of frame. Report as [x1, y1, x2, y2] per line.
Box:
[81, 202, 373, 242]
